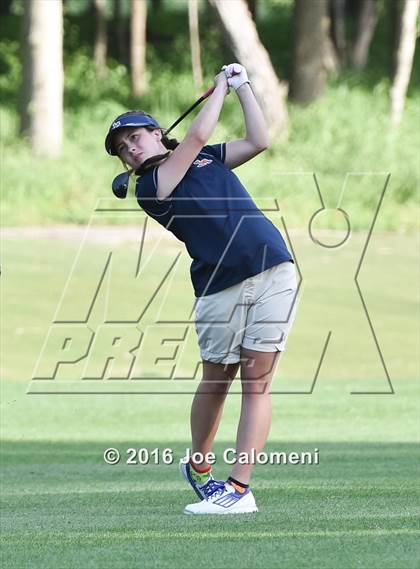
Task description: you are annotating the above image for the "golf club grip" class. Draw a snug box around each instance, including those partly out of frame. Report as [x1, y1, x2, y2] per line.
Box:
[201, 86, 215, 99]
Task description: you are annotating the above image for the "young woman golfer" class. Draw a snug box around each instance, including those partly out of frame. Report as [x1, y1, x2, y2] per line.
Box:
[105, 64, 298, 515]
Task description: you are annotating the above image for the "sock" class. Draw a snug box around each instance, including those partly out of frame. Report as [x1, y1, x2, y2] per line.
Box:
[227, 476, 249, 494]
[189, 458, 212, 486]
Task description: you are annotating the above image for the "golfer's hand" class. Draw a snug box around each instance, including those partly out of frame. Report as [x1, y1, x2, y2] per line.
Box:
[213, 71, 230, 96]
[222, 63, 249, 91]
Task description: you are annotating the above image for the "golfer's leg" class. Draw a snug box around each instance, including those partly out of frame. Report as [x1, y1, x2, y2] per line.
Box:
[191, 360, 239, 469]
[229, 348, 280, 484]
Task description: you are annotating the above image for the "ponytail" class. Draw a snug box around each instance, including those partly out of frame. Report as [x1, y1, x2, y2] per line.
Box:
[161, 133, 179, 150]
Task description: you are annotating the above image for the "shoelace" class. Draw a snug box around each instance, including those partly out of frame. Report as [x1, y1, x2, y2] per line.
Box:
[202, 479, 226, 499]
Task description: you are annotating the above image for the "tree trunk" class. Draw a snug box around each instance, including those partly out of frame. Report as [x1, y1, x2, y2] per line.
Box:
[115, 0, 129, 66]
[351, 0, 378, 69]
[209, 0, 288, 138]
[246, 0, 257, 20]
[20, 0, 63, 157]
[323, 11, 340, 73]
[330, 0, 347, 63]
[93, 0, 107, 79]
[390, 0, 404, 77]
[390, 0, 419, 124]
[290, 0, 328, 104]
[188, 0, 203, 90]
[131, 0, 147, 97]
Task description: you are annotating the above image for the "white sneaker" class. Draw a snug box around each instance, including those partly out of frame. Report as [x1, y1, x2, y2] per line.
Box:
[184, 482, 258, 515]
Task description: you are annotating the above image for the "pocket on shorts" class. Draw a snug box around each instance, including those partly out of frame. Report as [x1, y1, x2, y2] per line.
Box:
[194, 283, 248, 361]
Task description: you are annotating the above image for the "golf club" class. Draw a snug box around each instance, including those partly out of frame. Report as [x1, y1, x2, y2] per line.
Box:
[111, 86, 215, 199]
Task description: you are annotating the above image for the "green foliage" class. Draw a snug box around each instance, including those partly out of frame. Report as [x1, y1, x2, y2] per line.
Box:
[63, 0, 91, 16]
[9, 0, 24, 16]
[64, 51, 131, 107]
[1, 1, 419, 230]
[0, 40, 20, 105]
[1, 69, 418, 229]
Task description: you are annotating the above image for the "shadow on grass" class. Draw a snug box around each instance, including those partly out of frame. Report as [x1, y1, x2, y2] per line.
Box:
[1, 440, 419, 568]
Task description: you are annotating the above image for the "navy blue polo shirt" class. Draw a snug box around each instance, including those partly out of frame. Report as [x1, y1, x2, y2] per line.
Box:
[136, 143, 294, 297]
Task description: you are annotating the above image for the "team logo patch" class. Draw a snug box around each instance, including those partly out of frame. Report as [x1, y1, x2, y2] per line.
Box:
[193, 158, 213, 168]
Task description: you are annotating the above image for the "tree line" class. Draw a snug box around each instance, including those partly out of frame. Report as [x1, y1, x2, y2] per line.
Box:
[10, 0, 420, 157]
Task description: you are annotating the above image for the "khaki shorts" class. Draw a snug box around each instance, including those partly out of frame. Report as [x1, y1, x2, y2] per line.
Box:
[194, 261, 298, 365]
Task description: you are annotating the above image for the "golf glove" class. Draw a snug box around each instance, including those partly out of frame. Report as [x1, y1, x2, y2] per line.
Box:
[222, 63, 249, 91]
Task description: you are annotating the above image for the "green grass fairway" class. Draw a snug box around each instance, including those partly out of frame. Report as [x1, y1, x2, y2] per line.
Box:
[1, 230, 419, 568]
[1, 439, 419, 569]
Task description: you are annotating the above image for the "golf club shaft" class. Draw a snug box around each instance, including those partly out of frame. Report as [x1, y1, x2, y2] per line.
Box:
[165, 86, 215, 136]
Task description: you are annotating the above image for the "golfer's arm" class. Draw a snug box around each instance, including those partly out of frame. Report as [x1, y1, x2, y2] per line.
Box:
[156, 85, 227, 200]
[238, 84, 269, 148]
[225, 84, 269, 170]
[188, 84, 227, 143]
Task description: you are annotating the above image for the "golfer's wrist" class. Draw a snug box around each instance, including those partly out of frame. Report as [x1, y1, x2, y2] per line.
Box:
[214, 83, 229, 97]
[236, 83, 256, 106]
[235, 81, 251, 94]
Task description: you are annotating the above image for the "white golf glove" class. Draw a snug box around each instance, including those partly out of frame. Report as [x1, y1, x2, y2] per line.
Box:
[222, 63, 249, 91]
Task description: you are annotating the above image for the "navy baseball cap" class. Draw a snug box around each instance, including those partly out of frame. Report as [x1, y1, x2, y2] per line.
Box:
[105, 112, 161, 155]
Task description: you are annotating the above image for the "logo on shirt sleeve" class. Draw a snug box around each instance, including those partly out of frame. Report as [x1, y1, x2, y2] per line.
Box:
[193, 158, 213, 168]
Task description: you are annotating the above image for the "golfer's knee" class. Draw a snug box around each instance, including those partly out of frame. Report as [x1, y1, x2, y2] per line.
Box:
[240, 377, 271, 395]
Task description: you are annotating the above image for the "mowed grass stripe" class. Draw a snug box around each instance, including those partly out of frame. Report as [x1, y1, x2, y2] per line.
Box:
[2, 529, 419, 540]
[2, 484, 418, 496]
